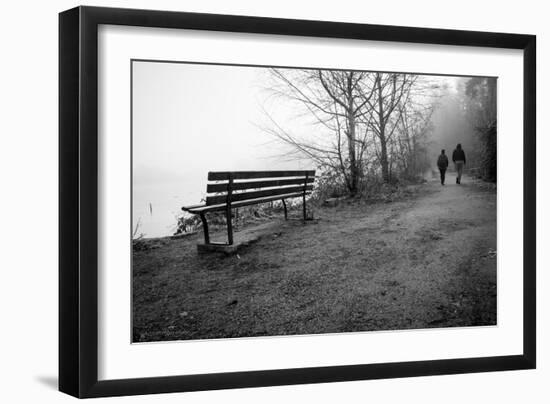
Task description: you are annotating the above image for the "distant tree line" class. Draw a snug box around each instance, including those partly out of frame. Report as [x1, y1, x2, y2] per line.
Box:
[461, 77, 497, 182]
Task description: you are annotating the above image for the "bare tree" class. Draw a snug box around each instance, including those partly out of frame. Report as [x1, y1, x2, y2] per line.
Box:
[263, 68, 439, 193]
[263, 68, 375, 195]
[357, 73, 417, 182]
[395, 103, 434, 178]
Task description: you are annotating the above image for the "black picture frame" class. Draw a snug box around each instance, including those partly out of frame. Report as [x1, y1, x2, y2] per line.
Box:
[59, 5, 536, 398]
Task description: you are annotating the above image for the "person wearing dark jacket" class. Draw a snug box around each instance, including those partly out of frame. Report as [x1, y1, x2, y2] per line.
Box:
[437, 149, 449, 185]
[452, 144, 466, 184]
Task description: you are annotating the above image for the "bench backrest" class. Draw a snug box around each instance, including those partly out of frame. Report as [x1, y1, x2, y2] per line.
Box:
[206, 170, 316, 206]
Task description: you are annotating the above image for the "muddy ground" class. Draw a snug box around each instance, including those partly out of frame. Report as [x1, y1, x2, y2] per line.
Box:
[133, 175, 496, 342]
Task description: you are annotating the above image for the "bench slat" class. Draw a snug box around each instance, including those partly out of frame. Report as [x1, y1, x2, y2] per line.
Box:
[207, 177, 315, 193]
[186, 191, 311, 213]
[206, 185, 313, 206]
[208, 170, 315, 181]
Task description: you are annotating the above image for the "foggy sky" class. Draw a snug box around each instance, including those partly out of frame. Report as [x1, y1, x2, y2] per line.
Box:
[133, 61, 466, 237]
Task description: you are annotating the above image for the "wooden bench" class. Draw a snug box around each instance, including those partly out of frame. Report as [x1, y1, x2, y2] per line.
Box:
[182, 170, 316, 247]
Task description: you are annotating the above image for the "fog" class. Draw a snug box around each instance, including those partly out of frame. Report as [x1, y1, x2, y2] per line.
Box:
[133, 61, 473, 238]
[428, 77, 476, 165]
[132, 62, 306, 237]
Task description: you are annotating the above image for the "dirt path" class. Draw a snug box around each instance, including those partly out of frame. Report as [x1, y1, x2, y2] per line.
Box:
[328, 175, 497, 330]
[133, 175, 497, 342]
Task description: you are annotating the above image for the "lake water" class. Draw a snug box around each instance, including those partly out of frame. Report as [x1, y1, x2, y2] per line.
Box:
[132, 61, 312, 238]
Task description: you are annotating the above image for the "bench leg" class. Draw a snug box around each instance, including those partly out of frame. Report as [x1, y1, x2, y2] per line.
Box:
[226, 208, 234, 245]
[302, 193, 307, 221]
[281, 199, 288, 220]
[199, 213, 210, 244]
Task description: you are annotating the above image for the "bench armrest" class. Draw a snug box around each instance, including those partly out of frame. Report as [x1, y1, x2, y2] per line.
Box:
[182, 204, 206, 212]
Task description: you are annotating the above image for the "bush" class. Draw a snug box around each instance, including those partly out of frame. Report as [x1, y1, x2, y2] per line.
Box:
[310, 171, 349, 204]
[174, 200, 304, 236]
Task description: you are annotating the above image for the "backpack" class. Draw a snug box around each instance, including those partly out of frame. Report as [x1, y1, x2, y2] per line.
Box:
[437, 155, 448, 169]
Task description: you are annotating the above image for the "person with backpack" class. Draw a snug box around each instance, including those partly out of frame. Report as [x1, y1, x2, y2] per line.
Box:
[437, 149, 449, 185]
[452, 144, 466, 184]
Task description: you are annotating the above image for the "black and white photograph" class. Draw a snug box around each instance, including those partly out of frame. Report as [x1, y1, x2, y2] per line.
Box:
[0, 0, 545, 400]
[131, 61, 498, 343]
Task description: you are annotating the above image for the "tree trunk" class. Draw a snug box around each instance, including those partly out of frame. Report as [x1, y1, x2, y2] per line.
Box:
[379, 135, 390, 182]
[377, 76, 390, 182]
[346, 74, 358, 195]
[347, 113, 358, 194]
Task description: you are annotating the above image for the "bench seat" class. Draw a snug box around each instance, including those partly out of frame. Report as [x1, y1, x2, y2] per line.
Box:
[182, 191, 311, 214]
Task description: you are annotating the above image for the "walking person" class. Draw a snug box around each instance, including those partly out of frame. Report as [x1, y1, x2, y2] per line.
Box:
[437, 149, 449, 185]
[452, 143, 466, 184]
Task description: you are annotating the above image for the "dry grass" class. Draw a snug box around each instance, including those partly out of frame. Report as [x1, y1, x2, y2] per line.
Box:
[133, 179, 496, 342]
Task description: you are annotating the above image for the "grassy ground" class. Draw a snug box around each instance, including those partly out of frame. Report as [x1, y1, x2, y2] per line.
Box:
[132, 176, 496, 342]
